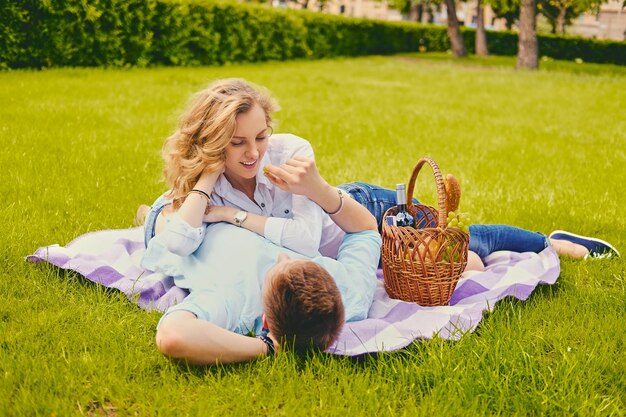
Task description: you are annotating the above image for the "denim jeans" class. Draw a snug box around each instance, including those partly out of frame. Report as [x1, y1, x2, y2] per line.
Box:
[143, 194, 172, 247]
[338, 182, 549, 258]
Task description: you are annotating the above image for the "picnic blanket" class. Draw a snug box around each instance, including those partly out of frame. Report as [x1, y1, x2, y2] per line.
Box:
[26, 226, 560, 356]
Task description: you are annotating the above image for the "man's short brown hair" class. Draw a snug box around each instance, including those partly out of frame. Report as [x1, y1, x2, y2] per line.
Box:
[263, 260, 344, 353]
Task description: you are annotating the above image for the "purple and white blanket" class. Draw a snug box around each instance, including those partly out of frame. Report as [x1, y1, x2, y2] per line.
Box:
[27, 226, 560, 356]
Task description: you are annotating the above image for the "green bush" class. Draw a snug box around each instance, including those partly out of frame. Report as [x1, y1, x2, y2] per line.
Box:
[0, 0, 156, 68]
[1, 0, 624, 69]
[538, 33, 625, 65]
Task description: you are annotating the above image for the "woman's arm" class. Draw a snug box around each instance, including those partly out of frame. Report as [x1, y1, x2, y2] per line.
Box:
[156, 311, 274, 365]
[201, 198, 325, 258]
[199, 135, 326, 258]
[156, 136, 330, 258]
[264, 156, 377, 233]
[152, 169, 222, 256]
[159, 169, 222, 231]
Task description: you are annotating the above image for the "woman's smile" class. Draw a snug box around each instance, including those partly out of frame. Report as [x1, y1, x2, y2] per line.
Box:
[241, 160, 258, 170]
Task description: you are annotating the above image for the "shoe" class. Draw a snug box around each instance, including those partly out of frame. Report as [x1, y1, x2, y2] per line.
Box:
[549, 230, 620, 259]
[134, 204, 150, 226]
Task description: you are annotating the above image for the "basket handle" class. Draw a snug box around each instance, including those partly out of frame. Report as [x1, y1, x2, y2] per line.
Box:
[406, 157, 448, 229]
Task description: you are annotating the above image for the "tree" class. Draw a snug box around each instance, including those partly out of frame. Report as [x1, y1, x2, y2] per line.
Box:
[488, 0, 520, 29]
[387, 0, 438, 22]
[537, 0, 604, 34]
[475, 0, 489, 55]
[517, 0, 538, 69]
[444, 0, 467, 57]
[387, 0, 465, 57]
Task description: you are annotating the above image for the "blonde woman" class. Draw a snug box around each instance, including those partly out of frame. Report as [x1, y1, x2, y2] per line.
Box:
[144, 78, 346, 259]
[142, 78, 619, 264]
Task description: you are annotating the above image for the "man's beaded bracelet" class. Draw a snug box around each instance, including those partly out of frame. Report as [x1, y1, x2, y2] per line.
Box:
[256, 334, 275, 356]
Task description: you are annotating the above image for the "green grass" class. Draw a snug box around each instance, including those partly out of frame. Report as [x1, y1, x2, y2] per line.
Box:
[399, 52, 626, 76]
[1, 54, 625, 416]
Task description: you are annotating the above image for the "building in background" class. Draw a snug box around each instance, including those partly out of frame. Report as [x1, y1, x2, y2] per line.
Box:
[273, 0, 402, 20]
[568, 0, 626, 40]
[273, 0, 626, 40]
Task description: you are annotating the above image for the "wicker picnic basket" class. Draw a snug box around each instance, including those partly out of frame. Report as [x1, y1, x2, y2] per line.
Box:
[381, 157, 469, 306]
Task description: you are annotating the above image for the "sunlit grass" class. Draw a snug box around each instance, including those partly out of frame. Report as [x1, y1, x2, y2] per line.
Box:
[1, 55, 625, 415]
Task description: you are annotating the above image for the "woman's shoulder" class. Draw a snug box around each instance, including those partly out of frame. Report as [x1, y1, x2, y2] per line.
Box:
[270, 133, 312, 151]
[267, 133, 315, 165]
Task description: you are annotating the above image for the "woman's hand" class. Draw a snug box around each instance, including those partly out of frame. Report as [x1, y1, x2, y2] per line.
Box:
[263, 156, 328, 200]
[197, 164, 225, 190]
[203, 205, 233, 224]
[174, 164, 225, 229]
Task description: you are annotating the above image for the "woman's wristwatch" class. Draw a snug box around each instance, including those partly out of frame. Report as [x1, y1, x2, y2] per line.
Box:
[233, 210, 248, 227]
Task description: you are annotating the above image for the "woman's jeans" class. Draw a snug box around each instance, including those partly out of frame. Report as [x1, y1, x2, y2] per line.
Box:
[144, 183, 549, 258]
[143, 194, 171, 247]
[337, 182, 549, 258]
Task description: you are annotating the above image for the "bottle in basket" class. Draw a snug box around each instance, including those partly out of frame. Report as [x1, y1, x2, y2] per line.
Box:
[395, 184, 416, 228]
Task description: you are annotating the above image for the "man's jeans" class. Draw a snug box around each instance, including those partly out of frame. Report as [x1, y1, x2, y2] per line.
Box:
[338, 182, 549, 258]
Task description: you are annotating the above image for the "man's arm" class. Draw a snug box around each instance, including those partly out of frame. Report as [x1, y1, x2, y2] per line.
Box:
[156, 311, 271, 365]
[318, 230, 381, 322]
[264, 156, 377, 233]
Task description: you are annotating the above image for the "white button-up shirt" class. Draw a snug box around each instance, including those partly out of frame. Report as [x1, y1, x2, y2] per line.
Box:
[208, 134, 345, 258]
[154, 134, 346, 259]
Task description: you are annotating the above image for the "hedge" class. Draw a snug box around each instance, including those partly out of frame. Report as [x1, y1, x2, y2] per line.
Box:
[1, 0, 624, 69]
[462, 28, 626, 65]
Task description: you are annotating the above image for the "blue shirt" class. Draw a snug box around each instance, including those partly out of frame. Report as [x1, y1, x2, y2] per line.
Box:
[142, 218, 381, 335]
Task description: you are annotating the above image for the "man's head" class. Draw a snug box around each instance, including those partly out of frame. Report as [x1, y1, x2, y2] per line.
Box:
[263, 253, 344, 353]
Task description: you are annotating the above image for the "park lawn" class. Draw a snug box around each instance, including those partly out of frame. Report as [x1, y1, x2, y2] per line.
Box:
[1, 54, 624, 416]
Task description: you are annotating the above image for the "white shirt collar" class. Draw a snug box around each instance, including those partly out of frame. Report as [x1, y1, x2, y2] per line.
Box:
[256, 151, 272, 188]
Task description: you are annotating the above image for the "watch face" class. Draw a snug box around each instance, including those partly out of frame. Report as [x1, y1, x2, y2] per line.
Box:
[235, 211, 247, 225]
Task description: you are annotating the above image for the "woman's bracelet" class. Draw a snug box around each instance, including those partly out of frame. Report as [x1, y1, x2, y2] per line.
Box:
[323, 188, 344, 216]
[189, 189, 211, 202]
[189, 189, 211, 215]
[256, 334, 275, 356]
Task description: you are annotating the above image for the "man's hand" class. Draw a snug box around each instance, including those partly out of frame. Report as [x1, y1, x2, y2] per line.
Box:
[267, 331, 280, 355]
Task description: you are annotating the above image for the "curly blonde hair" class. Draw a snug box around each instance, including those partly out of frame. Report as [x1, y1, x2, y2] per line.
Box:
[163, 78, 278, 208]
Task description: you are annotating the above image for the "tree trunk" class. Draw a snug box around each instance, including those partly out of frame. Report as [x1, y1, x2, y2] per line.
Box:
[475, 0, 489, 56]
[416, 3, 424, 22]
[410, 3, 420, 21]
[556, 6, 567, 34]
[423, 5, 434, 23]
[444, 0, 467, 57]
[516, 0, 538, 69]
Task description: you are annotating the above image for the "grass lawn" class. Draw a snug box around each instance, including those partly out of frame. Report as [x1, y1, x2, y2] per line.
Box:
[1, 54, 625, 416]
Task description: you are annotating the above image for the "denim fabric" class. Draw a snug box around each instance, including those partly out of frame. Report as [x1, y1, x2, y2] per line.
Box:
[337, 182, 549, 258]
[467, 224, 548, 258]
[143, 194, 172, 248]
[337, 182, 401, 232]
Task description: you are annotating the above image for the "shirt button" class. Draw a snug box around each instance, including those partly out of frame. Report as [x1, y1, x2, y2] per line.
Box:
[261, 203, 265, 208]
[284, 209, 290, 214]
